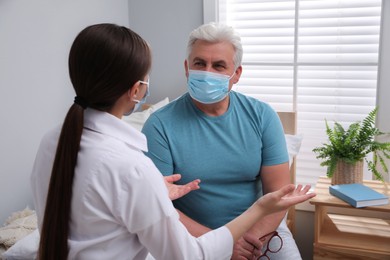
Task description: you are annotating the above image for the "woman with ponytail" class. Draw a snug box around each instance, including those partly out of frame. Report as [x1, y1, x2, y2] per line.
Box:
[30, 23, 315, 260]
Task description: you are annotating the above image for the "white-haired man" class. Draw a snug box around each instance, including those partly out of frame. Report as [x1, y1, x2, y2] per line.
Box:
[143, 22, 301, 260]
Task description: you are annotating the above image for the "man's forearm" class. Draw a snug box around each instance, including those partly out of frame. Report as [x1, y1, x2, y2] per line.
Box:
[177, 209, 211, 237]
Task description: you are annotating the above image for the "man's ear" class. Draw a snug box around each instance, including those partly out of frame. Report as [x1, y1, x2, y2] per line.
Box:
[184, 60, 189, 78]
[233, 65, 243, 84]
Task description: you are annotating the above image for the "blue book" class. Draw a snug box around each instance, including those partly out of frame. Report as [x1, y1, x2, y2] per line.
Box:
[329, 183, 389, 208]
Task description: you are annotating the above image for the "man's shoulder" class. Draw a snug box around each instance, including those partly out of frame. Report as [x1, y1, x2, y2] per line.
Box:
[231, 91, 274, 112]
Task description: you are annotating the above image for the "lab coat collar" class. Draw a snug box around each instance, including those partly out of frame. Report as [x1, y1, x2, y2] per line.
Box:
[83, 109, 148, 152]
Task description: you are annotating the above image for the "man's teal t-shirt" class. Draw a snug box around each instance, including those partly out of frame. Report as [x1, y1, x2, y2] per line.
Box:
[142, 91, 288, 229]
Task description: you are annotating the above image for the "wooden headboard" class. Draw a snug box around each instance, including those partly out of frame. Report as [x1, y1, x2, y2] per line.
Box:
[277, 111, 297, 135]
[277, 111, 297, 182]
[277, 111, 297, 234]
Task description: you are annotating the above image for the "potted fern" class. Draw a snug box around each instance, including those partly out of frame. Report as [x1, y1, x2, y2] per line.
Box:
[313, 108, 390, 184]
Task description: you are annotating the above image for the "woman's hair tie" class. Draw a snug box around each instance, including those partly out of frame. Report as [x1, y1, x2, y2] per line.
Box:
[74, 96, 89, 109]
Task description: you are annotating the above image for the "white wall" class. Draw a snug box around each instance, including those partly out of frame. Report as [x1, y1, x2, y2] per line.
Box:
[128, 0, 203, 104]
[0, 0, 130, 224]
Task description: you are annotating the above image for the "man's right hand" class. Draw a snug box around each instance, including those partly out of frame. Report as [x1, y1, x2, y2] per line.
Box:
[231, 233, 264, 260]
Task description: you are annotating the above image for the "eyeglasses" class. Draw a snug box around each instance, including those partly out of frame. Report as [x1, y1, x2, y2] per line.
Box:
[138, 78, 150, 98]
[257, 231, 283, 260]
[139, 79, 149, 85]
[139, 75, 150, 86]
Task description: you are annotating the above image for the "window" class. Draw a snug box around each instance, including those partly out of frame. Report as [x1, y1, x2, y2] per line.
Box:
[206, 0, 382, 187]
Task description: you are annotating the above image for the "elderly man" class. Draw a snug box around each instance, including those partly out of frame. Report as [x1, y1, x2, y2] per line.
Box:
[143, 22, 301, 259]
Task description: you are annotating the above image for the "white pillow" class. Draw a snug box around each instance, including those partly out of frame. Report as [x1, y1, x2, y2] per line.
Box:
[122, 97, 169, 131]
[2, 229, 39, 260]
[285, 134, 303, 168]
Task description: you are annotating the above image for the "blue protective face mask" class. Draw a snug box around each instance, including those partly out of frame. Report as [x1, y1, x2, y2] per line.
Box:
[187, 70, 234, 104]
[124, 79, 150, 116]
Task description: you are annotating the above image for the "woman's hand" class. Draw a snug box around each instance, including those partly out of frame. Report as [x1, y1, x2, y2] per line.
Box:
[164, 174, 201, 200]
[257, 184, 315, 213]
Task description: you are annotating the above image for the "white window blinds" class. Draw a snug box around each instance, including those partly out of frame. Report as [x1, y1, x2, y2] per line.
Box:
[215, 0, 382, 187]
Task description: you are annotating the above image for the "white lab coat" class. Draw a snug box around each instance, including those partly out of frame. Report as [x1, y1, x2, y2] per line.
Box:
[31, 108, 232, 260]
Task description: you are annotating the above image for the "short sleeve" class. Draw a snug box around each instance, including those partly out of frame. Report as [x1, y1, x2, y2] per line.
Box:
[142, 114, 174, 176]
[261, 108, 289, 166]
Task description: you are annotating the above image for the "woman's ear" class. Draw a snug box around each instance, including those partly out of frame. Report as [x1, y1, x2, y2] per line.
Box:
[129, 81, 141, 100]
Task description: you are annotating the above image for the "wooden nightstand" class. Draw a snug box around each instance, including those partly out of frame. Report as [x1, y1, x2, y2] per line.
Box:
[309, 176, 390, 260]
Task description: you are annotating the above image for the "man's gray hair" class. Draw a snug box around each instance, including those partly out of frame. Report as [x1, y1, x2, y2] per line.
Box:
[187, 22, 243, 69]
